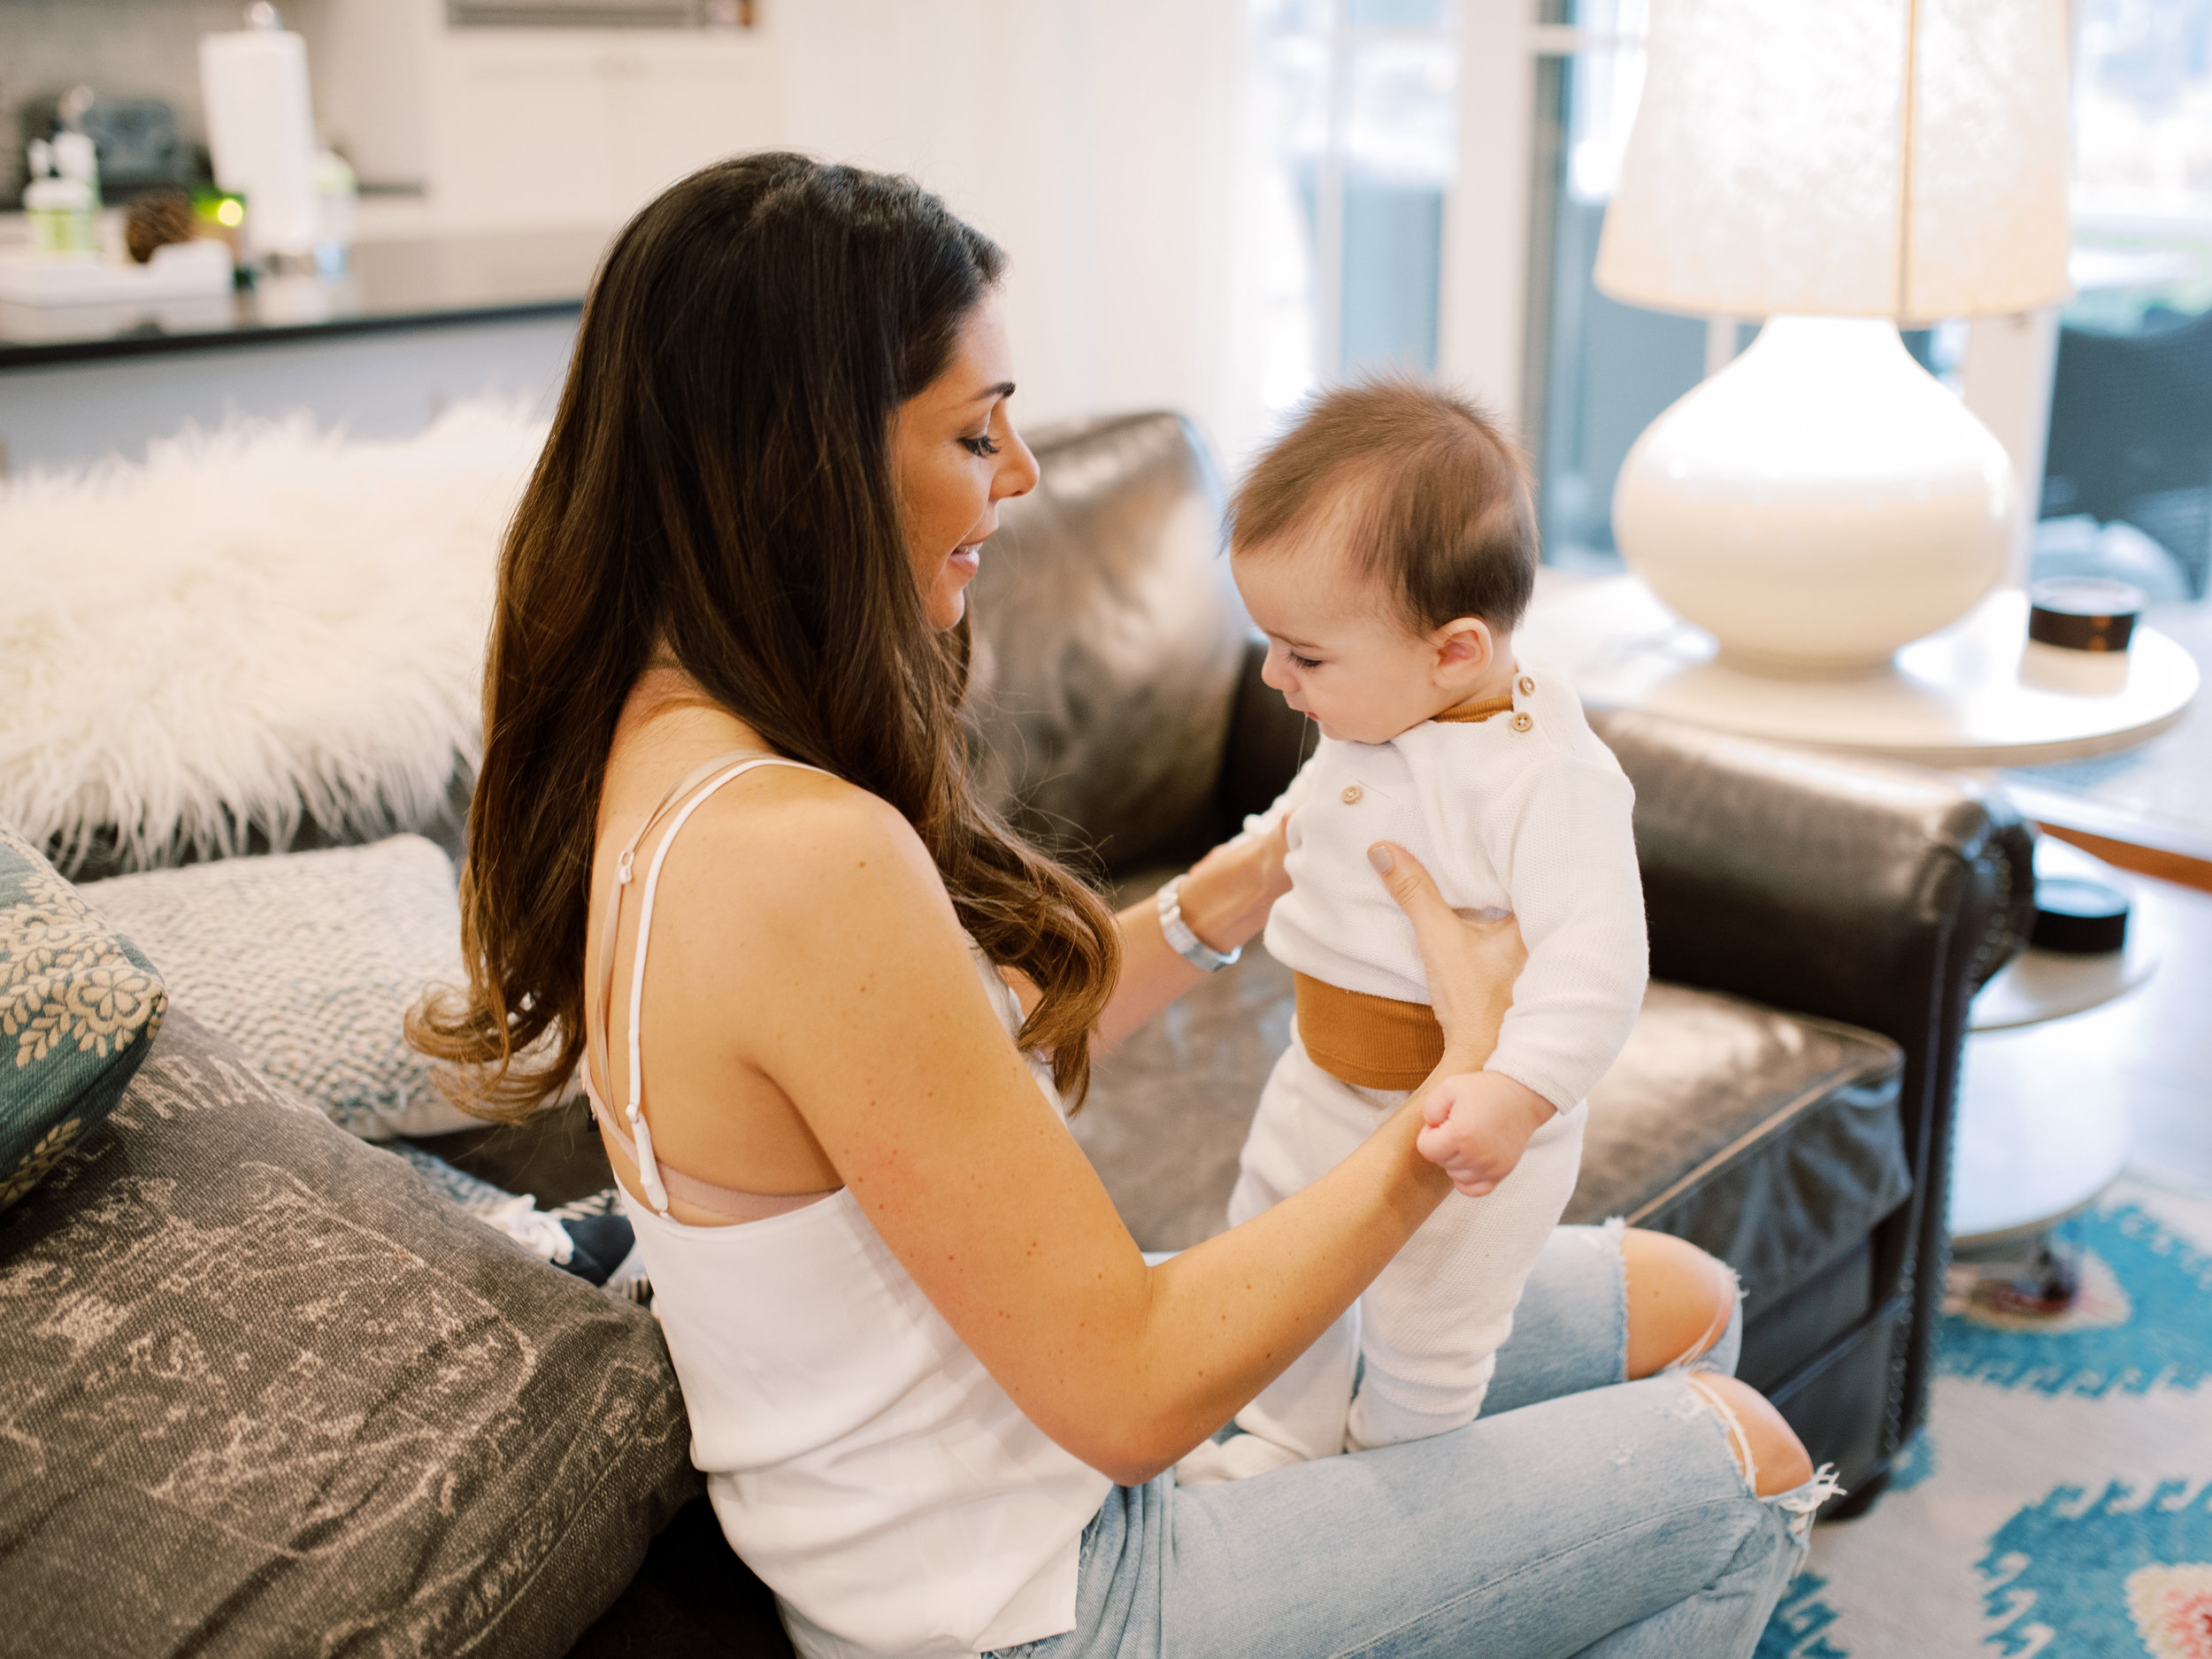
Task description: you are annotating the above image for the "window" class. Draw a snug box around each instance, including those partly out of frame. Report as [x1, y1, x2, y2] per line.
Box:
[1248, 0, 1460, 418]
[2040, 0, 2212, 606]
[1522, 0, 1712, 570]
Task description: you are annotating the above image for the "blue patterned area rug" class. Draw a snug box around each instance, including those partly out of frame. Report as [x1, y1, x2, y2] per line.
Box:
[1759, 1172, 2212, 1658]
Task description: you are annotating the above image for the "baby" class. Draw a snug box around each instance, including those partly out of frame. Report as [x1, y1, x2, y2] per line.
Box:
[1178, 376, 1648, 1483]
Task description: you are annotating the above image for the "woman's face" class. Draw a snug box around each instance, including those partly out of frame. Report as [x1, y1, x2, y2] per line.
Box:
[892, 290, 1041, 630]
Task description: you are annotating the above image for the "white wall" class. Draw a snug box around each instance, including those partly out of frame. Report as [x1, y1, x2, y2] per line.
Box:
[773, 3, 1263, 460]
[342, 0, 1267, 464]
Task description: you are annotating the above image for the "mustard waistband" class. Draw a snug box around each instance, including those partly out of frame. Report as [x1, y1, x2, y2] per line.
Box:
[1293, 972, 1444, 1092]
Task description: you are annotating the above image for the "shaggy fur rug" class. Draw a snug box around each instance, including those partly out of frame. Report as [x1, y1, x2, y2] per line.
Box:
[0, 403, 545, 873]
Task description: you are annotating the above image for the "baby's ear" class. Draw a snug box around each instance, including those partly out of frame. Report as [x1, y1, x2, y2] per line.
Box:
[1433, 617, 1496, 675]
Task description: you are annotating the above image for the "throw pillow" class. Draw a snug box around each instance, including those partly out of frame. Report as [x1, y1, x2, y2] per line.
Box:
[80, 834, 480, 1139]
[0, 402, 538, 878]
[0, 822, 165, 1211]
[0, 1007, 700, 1656]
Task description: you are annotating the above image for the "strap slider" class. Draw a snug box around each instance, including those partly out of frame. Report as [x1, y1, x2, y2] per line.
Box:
[617, 850, 635, 886]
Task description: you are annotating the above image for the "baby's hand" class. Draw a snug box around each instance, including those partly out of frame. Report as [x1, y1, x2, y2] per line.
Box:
[1416, 1072, 1557, 1198]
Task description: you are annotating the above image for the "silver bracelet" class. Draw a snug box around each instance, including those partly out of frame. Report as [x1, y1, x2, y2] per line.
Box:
[1156, 875, 1241, 972]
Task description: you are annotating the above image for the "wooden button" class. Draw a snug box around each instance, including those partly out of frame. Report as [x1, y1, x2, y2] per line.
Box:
[1340, 784, 1363, 804]
[1511, 712, 1533, 733]
[1517, 674, 1536, 695]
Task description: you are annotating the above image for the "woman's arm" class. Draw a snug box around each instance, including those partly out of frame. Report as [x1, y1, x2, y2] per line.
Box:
[696, 783, 1519, 1486]
[1087, 816, 1291, 1052]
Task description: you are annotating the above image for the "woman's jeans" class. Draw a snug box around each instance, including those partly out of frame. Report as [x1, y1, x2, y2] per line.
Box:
[990, 1224, 1832, 1659]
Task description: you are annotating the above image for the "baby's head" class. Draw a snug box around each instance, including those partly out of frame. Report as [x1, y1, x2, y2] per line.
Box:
[1230, 376, 1536, 745]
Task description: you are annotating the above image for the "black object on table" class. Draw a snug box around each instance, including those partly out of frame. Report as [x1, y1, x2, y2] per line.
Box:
[2028, 576, 2146, 654]
[2030, 874, 2131, 955]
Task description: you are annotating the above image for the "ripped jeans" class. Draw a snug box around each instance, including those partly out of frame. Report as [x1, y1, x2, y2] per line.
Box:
[989, 1225, 1839, 1659]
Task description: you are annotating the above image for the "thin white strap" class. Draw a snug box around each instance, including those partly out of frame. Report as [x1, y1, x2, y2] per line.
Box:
[610, 753, 826, 1216]
[590, 750, 757, 1101]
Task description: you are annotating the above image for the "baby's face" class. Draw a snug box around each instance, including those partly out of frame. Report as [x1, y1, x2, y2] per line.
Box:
[1233, 532, 1456, 746]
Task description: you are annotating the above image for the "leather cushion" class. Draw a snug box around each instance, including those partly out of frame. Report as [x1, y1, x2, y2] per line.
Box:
[1563, 983, 1909, 1310]
[1077, 903, 1909, 1317]
[965, 412, 1248, 872]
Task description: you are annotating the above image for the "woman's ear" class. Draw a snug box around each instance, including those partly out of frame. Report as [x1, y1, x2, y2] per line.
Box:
[1432, 617, 1496, 691]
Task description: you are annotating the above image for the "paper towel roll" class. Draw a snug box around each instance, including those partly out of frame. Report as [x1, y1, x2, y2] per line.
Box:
[200, 26, 319, 259]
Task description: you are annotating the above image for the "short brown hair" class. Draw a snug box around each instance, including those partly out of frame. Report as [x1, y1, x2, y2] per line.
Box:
[1231, 374, 1537, 634]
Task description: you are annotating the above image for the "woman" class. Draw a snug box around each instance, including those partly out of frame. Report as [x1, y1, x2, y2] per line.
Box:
[416, 153, 1832, 1659]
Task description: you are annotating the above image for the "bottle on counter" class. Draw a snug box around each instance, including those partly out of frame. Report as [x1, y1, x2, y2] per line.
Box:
[313, 145, 357, 276]
[22, 137, 97, 257]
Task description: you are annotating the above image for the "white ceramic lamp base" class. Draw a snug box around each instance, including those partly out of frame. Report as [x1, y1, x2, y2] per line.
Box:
[1612, 316, 2015, 675]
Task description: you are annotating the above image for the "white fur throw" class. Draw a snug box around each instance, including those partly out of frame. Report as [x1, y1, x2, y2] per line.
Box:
[0, 403, 546, 873]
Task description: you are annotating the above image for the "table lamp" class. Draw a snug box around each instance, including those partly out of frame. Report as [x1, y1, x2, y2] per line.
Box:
[1594, 0, 2074, 674]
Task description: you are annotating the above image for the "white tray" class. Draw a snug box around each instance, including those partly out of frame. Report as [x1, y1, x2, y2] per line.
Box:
[0, 240, 234, 307]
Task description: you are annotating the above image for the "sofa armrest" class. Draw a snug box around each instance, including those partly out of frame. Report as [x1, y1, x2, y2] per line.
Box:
[1592, 709, 2036, 1483]
[1220, 668, 2043, 1013]
[1591, 712, 2036, 1030]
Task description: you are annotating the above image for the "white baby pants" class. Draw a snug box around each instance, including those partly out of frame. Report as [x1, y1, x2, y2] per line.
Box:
[1231, 1034, 1588, 1456]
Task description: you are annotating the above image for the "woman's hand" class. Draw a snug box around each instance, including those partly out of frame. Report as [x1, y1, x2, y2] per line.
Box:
[1086, 813, 1294, 1055]
[1365, 840, 1526, 1064]
[1174, 812, 1294, 954]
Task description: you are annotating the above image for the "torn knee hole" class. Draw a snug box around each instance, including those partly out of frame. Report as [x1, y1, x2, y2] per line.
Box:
[1683, 1373, 1758, 1491]
[1657, 1254, 1740, 1373]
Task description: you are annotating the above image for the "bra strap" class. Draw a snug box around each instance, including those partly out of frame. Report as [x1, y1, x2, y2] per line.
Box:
[589, 750, 762, 1118]
[580, 1074, 832, 1222]
[594, 750, 827, 1217]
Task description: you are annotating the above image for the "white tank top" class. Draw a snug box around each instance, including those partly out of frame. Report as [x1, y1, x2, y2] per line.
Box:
[600, 754, 1111, 1659]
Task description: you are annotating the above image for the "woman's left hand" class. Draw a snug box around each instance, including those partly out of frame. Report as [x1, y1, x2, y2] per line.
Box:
[1076, 814, 1293, 1056]
[1173, 812, 1293, 956]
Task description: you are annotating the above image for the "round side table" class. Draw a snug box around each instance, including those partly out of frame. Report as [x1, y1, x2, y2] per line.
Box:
[1950, 841, 2158, 1256]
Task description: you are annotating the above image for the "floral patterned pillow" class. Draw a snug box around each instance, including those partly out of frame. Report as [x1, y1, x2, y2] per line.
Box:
[0, 823, 166, 1211]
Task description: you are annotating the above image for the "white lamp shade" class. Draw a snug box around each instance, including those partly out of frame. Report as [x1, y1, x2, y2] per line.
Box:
[1594, 0, 2073, 322]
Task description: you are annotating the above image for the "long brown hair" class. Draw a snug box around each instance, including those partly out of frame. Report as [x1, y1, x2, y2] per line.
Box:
[410, 153, 1120, 1120]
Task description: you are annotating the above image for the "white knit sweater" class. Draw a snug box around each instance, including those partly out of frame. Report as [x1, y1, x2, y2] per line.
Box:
[1256, 658, 1647, 1113]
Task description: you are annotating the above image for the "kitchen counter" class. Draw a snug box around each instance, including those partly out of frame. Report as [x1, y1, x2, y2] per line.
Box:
[0, 227, 607, 369]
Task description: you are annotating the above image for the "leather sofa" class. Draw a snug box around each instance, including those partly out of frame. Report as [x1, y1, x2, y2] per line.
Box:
[5, 405, 2032, 1658]
[565, 410, 2035, 1655]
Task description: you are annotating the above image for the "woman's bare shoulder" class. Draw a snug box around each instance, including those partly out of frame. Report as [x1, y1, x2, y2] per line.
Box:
[647, 767, 1009, 1114]
[657, 765, 962, 948]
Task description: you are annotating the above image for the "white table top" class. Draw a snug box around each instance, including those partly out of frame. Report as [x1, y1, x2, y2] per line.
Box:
[1949, 1039, 2135, 1251]
[1970, 929, 2162, 1031]
[1970, 837, 2162, 1029]
[1521, 572, 2200, 767]
[1954, 843, 2146, 1247]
